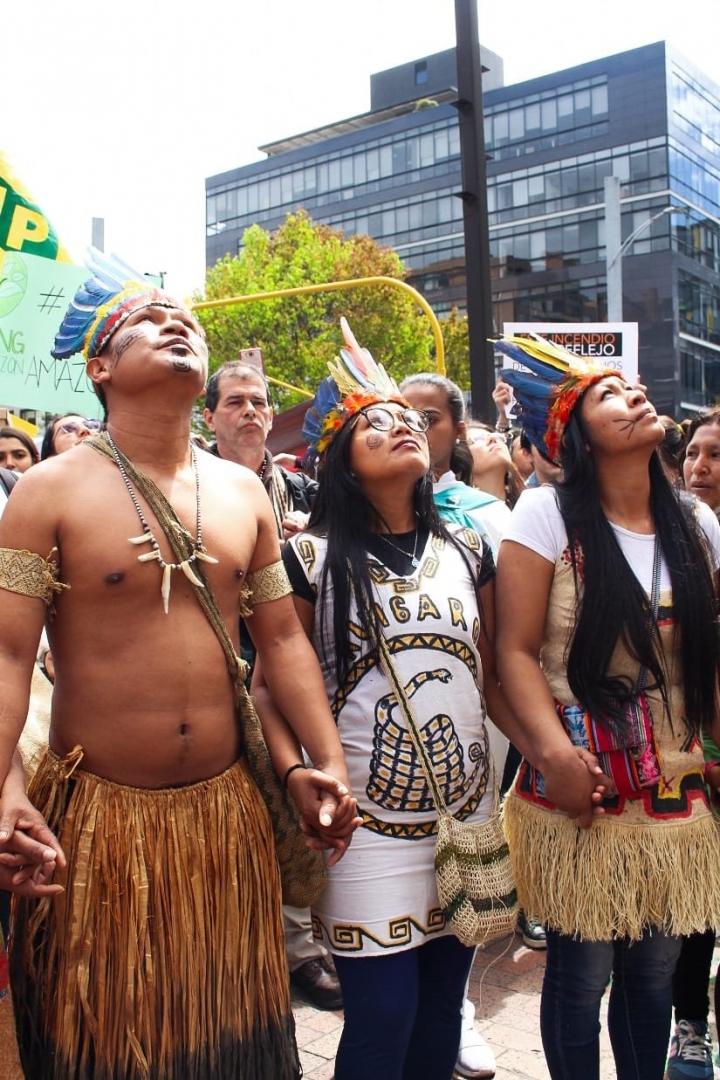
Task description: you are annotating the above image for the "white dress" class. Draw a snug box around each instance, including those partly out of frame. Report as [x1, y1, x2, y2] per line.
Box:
[286, 526, 495, 956]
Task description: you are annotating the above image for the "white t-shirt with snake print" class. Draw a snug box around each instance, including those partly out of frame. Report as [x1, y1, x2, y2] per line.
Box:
[286, 526, 496, 957]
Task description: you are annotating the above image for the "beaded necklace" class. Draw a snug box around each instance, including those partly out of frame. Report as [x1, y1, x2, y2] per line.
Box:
[106, 432, 219, 614]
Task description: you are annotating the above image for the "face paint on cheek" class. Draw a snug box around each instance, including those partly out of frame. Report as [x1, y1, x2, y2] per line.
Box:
[112, 328, 145, 364]
[366, 433, 384, 450]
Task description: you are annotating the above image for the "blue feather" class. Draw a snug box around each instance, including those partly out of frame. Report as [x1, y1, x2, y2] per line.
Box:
[51, 247, 147, 360]
[302, 376, 342, 444]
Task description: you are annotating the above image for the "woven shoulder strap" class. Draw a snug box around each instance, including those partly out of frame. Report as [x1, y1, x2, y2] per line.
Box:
[375, 634, 448, 814]
[87, 436, 245, 701]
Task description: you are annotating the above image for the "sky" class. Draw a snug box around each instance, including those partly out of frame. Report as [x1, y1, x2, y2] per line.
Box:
[4, 0, 719, 299]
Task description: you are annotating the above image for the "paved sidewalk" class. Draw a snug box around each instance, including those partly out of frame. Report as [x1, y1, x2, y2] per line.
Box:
[292, 934, 720, 1079]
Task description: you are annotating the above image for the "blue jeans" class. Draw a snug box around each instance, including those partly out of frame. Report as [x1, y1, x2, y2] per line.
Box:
[541, 928, 682, 1080]
[333, 934, 475, 1080]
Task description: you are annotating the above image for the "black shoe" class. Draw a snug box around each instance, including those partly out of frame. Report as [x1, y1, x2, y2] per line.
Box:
[290, 957, 343, 1010]
[517, 911, 547, 950]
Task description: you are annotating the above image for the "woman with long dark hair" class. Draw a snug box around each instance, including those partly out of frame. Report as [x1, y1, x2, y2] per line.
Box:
[255, 323, 582, 1080]
[494, 336, 720, 1080]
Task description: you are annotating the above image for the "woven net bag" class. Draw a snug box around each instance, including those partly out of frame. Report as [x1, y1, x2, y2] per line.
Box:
[434, 810, 518, 947]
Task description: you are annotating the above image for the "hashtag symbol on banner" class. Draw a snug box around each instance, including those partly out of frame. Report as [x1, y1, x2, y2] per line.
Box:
[37, 287, 66, 314]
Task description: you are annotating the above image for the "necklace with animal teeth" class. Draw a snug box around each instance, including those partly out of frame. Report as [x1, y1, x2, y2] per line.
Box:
[106, 432, 219, 614]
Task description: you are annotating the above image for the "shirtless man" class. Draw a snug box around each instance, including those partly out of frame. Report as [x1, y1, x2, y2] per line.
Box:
[0, 252, 357, 1079]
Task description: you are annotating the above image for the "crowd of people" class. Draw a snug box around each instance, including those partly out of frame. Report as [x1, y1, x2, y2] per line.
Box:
[1, 253, 720, 1080]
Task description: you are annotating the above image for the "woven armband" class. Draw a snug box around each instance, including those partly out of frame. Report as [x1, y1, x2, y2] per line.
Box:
[246, 560, 292, 606]
[0, 548, 69, 609]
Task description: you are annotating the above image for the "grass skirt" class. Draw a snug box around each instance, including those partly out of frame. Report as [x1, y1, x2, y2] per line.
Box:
[11, 748, 300, 1079]
[504, 786, 720, 941]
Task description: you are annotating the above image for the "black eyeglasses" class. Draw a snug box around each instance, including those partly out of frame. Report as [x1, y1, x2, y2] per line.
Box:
[359, 406, 429, 434]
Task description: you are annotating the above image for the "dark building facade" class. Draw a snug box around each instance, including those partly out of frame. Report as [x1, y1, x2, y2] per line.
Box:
[206, 42, 720, 416]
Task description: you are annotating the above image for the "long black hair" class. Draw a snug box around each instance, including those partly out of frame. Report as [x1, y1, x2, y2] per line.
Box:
[558, 404, 720, 736]
[308, 413, 476, 685]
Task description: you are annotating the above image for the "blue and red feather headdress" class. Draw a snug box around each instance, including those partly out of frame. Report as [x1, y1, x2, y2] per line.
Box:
[493, 333, 616, 463]
[303, 318, 409, 454]
[52, 248, 182, 361]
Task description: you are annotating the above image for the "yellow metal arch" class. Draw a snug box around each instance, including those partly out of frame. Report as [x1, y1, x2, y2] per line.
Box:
[192, 275, 445, 400]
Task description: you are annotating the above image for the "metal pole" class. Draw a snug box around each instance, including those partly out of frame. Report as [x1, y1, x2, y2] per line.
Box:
[454, 0, 495, 420]
[604, 177, 623, 322]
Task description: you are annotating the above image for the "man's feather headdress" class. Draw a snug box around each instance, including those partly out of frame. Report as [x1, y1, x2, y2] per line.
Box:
[52, 248, 182, 361]
[493, 333, 616, 463]
[303, 318, 409, 454]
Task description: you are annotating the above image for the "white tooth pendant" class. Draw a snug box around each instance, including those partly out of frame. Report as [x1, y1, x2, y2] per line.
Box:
[161, 563, 172, 615]
[195, 548, 219, 564]
[107, 434, 218, 614]
[180, 560, 205, 587]
[138, 550, 162, 563]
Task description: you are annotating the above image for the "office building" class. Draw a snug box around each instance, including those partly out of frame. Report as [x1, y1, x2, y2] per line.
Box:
[206, 42, 720, 416]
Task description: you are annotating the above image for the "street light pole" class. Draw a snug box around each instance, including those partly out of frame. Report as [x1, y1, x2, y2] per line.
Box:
[454, 0, 495, 421]
[604, 176, 682, 321]
[604, 177, 622, 321]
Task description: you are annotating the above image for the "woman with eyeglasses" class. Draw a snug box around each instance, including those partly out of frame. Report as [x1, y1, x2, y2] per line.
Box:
[251, 323, 551, 1080]
[40, 415, 101, 460]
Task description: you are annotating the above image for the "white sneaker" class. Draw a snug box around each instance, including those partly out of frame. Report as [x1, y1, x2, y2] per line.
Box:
[454, 998, 496, 1079]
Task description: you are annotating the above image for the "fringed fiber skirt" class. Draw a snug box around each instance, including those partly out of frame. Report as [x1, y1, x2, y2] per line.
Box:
[504, 769, 720, 941]
[11, 747, 300, 1079]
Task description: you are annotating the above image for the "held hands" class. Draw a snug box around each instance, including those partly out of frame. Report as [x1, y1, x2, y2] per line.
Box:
[541, 746, 614, 829]
[0, 790, 66, 897]
[286, 767, 362, 867]
[574, 746, 617, 806]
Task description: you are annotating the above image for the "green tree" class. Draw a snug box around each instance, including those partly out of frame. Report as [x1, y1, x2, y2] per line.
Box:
[438, 308, 470, 390]
[196, 211, 435, 409]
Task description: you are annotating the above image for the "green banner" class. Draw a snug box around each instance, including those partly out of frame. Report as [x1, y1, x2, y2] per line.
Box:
[0, 250, 102, 417]
[0, 152, 71, 262]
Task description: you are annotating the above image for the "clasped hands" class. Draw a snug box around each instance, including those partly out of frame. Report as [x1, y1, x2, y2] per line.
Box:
[285, 766, 362, 866]
[542, 746, 617, 829]
[0, 790, 66, 898]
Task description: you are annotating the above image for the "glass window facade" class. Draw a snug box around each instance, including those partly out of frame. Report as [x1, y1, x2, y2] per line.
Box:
[679, 270, 720, 345]
[680, 341, 720, 407]
[483, 76, 608, 161]
[207, 116, 461, 236]
[670, 65, 720, 160]
[206, 44, 720, 416]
